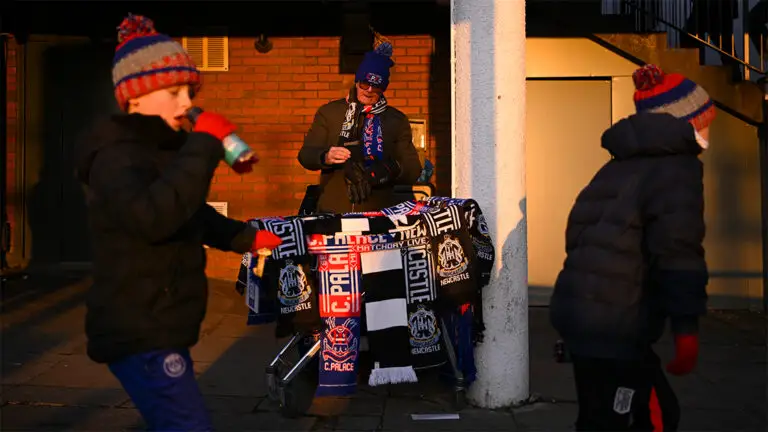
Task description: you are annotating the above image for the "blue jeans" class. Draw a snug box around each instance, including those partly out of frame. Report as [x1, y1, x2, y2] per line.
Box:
[109, 348, 212, 432]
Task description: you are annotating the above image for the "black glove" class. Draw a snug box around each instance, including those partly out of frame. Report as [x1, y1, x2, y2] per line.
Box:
[364, 158, 402, 186]
[344, 160, 372, 204]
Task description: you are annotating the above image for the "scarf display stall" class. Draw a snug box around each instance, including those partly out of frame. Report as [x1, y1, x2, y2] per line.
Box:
[235, 197, 495, 403]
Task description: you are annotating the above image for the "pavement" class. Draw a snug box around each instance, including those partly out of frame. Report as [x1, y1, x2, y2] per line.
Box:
[1, 272, 766, 431]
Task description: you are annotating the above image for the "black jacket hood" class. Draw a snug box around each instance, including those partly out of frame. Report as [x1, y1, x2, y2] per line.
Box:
[601, 112, 702, 160]
[75, 114, 187, 185]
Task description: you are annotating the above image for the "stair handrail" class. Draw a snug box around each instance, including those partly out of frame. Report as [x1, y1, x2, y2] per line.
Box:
[606, 0, 766, 80]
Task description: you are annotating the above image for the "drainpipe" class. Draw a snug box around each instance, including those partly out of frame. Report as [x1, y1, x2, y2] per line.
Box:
[0, 29, 8, 273]
[759, 76, 768, 314]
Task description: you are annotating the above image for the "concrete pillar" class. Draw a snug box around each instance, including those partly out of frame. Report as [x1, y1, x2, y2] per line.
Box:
[451, 0, 529, 408]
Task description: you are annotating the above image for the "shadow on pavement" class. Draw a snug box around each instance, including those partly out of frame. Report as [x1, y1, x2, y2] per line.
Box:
[1, 274, 765, 431]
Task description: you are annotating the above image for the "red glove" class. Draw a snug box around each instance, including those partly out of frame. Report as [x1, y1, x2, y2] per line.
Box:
[192, 111, 237, 141]
[666, 334, 699, 376]
[252, 230, 282, 252]
[649, 387, 663, 431]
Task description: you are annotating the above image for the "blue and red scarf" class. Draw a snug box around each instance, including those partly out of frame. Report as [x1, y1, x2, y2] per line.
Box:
[315, 252, 362, 397]
[339, 88, 388, 165]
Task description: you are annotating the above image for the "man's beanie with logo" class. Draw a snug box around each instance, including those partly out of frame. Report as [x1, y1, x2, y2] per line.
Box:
[112, 14, 201, 111]
[355, 32, 395, 92]
[632, 64, 716, 131]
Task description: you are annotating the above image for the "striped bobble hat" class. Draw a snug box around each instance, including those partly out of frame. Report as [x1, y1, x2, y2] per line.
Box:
[112, 14, 201, 111]
[632, 64, 716, 131]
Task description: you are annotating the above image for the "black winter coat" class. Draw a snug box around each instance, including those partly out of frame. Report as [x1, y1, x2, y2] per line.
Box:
[549, 113, 709, 360]
[75, 114, 256, 364]
[298, 99, 423, 213]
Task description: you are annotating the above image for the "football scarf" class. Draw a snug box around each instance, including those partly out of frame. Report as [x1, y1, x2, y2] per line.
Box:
[256, 218, 318, 337]
[400, 235, 446, 370]
[264, 255, 321, 338]
[360, 249, 418, 386]
[233, 198, 496, 393]
[316, 252, 362, 397]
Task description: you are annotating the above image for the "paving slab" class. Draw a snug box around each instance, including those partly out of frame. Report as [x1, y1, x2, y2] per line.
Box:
[1, 354, 62, 386]
[211, 411, 317, 431]
[304, 393, 386, 418]
[512, 402, 576, 431]
[2, 385, 129, 407]
[195, 336, 281, 397]
[334, 415, 382, 431]
[25, 355, 122, 389]
[0, 404, 143, 431]
[382, 398, 515, 431]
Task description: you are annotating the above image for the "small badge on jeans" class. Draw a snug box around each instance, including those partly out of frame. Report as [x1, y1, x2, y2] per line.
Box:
[613, 387, 635, 414]
[163, 353, 187, 378]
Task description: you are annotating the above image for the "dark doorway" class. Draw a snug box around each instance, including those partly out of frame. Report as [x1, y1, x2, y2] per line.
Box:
[23, 37, 118, 269]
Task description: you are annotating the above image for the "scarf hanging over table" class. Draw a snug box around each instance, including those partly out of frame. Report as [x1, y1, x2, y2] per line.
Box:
[339, 88, 388, 166]
[398, 222, 446, 370]
[258, 218, 320, 337]
[235, 200, 494, 389]
[424, 198, 493, 345]
[307, 217, 419, 388]
[316, 252, 363, 397]
[360, 249, 418, 386]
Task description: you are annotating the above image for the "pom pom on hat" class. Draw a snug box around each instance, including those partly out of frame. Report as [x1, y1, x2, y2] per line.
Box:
[355, 29, 396, 91]
[632, 64, 665, 91]
[632, 64, 716, 132]
[117, 13, 157, 44]
[374, 41, 393, 58]
[112, 13, 201, 111]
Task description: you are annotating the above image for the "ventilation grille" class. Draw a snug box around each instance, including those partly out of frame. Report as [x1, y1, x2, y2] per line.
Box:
[182, 36, 229, 72]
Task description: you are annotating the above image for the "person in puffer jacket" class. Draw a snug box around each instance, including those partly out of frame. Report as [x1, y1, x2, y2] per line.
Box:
[549, 64, 713, 431]
[75, 14, 282, 432]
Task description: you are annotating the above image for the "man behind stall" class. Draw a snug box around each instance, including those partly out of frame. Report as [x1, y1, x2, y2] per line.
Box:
[298, 34, 422, 213]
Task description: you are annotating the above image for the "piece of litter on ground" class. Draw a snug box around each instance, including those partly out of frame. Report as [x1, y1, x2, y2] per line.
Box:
[411, 413, 461, 421]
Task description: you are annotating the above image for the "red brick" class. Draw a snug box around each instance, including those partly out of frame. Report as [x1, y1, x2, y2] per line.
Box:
[397, 56, 422, 65]
[292, 57, 319, 66]
[305, 49, 331, 57]
[407, 48, 432, 56]
[318, 39, 340, 48]
[304, 82, 330, 90]
[291, 39, 319, 48]
[243, 56, 292, 66]
[278, 81, 303, 90]
[318, 57, 338, 65]
[292, 74, 318, 82]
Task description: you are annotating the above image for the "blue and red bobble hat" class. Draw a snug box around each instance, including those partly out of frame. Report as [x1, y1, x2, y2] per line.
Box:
[112, 14, 201, 111]
[355, 33, 395, 92]
[632, 64, 716, 131]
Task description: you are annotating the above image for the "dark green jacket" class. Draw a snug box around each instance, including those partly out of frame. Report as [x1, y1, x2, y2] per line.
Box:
[298, 99, 422, 213]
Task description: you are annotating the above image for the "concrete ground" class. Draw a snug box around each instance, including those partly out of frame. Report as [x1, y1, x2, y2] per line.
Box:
[1, 272, 765, 431]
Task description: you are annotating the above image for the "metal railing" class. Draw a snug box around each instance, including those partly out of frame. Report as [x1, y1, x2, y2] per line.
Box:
[603, 0, 766, 80]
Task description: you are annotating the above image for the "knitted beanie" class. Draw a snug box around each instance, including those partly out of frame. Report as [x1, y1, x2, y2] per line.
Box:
[355, 34, 395, 92]
[632, 64, 716, 131]
[112, 14, 201, 111]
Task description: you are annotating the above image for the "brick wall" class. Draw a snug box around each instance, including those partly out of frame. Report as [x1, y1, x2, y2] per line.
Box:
[0, 34, 450, 278]
[199, 35, 450, 280]
[4, 38, 17, 260]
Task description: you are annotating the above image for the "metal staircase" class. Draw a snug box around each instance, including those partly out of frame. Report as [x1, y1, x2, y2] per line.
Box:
[603, 0, 765, 80]
[596, 0, 766, 126]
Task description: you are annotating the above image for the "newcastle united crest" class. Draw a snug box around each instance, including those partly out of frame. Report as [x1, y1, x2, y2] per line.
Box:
[408, 305, 441, 349]
[277, 260, 311, 306]
[437, 234, 469, 278]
